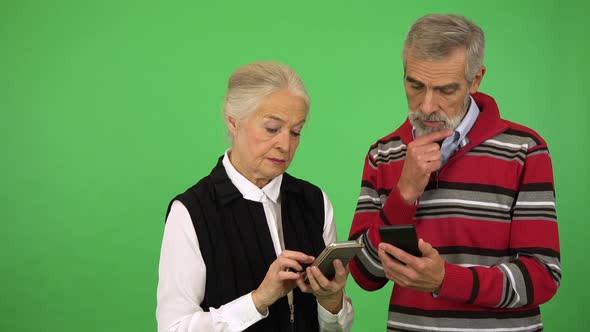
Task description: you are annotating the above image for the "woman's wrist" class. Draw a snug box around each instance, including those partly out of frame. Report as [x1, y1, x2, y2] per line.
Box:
[251, 289, 270, 315]
[317, 290, 343, 314]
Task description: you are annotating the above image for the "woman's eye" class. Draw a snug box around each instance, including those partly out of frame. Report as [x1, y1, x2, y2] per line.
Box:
[265, 127, 279, 134]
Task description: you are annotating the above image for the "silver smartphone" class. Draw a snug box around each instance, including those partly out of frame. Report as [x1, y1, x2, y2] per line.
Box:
[303, 240, 364, 282]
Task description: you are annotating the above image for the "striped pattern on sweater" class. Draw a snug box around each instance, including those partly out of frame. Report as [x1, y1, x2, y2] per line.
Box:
[348, 92, 560, 332]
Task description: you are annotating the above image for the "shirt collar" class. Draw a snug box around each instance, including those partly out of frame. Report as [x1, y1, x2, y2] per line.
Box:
[222, 150, 282, 204]
[453, 96, 480, 144]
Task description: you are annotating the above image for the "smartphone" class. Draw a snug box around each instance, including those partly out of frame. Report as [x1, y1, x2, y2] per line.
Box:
[303, 241, 364, 283]
[378, 225, 422, 259]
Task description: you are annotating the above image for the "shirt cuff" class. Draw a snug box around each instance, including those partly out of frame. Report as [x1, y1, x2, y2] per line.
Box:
[317, 293, 352, 329]
[209, 291, 266, 331]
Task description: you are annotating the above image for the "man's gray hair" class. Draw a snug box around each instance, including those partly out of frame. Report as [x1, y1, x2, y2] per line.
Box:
[402, 14, 485, 82]
[223, 61, 310, 123]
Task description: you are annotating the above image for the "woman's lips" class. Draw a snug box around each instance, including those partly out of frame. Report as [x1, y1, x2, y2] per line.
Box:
[268, 158, 285, 165]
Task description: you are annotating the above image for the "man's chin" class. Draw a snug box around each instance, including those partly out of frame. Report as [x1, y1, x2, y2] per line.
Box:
[415, 125, 447, 137]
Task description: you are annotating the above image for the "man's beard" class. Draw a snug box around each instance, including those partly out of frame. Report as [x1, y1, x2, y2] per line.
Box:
[408, 94, 470, 137]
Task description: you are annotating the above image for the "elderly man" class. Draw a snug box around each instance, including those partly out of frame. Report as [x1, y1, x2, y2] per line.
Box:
[348, 14, 560, 331]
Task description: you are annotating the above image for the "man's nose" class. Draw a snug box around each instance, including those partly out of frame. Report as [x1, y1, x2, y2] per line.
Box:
[420, 90, 438, 115]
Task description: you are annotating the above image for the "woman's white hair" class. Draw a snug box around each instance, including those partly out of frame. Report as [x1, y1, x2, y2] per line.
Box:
[402, 14, 485, 83]
[223, 61, 310, 125]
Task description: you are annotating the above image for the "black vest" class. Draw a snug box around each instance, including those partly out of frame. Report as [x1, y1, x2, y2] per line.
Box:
[166, 157, 327, 332]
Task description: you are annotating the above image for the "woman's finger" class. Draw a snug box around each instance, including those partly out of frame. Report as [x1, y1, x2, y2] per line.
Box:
[276, 257, 305, 273]
[332, 259, 349, 285]
[305, 267, 324, 291]
[295, 276, 312, 293]
[309, 266, 332, 290]
[280, 250, 315, 264]
[277, 270, 301, 280]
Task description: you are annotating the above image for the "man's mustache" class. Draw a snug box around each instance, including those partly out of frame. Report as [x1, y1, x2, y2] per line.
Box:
[411, 112, 448, 122]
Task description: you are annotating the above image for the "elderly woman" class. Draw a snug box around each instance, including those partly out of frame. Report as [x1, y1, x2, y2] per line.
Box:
[156, 62, 354, 332]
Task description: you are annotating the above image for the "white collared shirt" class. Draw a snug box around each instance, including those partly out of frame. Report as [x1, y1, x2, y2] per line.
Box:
[156, 151, 354, 332]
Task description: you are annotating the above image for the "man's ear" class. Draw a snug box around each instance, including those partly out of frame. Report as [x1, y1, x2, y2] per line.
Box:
[469, 66, 486, 94]
[225, 115, 238, 137]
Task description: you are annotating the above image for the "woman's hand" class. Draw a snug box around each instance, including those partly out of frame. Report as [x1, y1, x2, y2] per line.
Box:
[296, 259, 349, 314]
[251, 250, 314, 314]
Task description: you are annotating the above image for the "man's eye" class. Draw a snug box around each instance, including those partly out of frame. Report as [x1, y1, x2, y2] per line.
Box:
[411, 85, 423, 90]
[290, 131, 301, 137]
[441, 88, 456, 95]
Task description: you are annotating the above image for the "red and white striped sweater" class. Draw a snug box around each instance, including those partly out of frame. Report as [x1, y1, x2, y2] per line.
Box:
[349, 92, 560, 332]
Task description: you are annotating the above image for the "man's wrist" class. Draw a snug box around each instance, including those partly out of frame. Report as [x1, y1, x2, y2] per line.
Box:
[397, 183, 419, 205]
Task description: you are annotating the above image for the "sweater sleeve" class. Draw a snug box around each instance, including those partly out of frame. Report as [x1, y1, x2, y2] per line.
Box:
[436, 142, 561, 308]
[348, 147, 419, 291]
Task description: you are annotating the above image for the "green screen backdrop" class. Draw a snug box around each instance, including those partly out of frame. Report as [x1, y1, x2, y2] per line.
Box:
[2, 1, 588, 331]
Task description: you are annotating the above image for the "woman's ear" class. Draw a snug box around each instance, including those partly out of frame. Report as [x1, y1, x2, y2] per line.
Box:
[225, 115, 238, 136]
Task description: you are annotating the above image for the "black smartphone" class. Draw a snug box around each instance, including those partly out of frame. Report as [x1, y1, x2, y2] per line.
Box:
[378, 225, 422, 259]
[303, 241, 364, 283]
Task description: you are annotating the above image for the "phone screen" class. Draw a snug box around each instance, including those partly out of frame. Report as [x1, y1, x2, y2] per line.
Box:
[379, 225, 422, 258]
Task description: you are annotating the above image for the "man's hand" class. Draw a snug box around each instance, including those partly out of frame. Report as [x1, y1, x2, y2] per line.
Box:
[378, 238, 445, 293]
[397, 130, 453, 204]
[252, 250, 314, 314]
